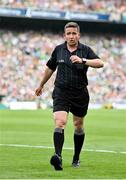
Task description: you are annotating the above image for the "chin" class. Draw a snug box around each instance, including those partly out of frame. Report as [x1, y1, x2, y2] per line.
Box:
[69, 42, 76, 46]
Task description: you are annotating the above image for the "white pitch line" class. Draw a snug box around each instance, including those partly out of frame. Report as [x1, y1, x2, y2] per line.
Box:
[0, 143, 126, 154]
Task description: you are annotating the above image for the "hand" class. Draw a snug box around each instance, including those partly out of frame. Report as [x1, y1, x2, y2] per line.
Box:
[70, 55, 82, 64]
[35, 86, 43, 96]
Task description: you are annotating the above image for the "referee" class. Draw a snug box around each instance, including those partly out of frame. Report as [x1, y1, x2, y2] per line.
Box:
[35, 22, 104, 170]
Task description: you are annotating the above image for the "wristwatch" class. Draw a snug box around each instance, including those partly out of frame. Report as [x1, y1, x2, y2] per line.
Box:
[81, 58, 87, 64]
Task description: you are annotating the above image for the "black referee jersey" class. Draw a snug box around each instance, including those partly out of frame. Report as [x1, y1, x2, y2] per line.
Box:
[46, 41, 99, 89]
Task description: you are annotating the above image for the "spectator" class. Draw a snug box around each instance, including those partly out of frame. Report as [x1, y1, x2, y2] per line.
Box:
[0, 0, 126, 15]
[0, 30, 126, 105]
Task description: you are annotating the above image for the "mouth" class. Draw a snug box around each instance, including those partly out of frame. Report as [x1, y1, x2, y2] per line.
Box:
[69, 40, 75, 43]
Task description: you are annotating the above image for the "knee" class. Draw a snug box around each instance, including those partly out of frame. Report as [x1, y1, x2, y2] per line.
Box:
[54, 117, 67, 128]
[74, 120, 83, 129]
[54, 111, 67, 129]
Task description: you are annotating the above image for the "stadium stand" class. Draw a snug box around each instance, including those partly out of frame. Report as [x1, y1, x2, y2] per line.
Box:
[0, 30, 126, 107]
[0, 0, 126, 14]
[0, 0, 126, 108]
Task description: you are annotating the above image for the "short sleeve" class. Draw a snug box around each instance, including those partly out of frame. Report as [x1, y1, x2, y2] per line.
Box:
[87, 46, 100, 59]
[46, 48, 57, 71]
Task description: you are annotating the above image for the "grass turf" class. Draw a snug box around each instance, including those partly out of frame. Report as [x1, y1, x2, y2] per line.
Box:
[0, 109, 126, 179]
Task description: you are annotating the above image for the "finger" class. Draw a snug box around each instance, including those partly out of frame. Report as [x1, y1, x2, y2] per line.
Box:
[71, 57, 76, 61]
[35, 89, 41, 96]
[72, 59, 78, 63]
[36, 92, 41, 96]
[70, 55, 75, 60]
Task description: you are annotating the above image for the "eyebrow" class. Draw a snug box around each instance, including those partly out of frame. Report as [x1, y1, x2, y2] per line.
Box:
[66, 31, 77, 34]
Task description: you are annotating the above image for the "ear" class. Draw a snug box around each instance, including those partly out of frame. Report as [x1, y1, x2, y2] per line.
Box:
[63, 33, 66, 40]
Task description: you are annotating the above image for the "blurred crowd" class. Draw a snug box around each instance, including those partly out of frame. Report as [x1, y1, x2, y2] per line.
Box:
[0, 30, 126, 105]
[0, 0, 126, 16]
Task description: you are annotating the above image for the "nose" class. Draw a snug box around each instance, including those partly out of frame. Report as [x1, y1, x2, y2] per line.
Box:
[69, 34, 74, 39]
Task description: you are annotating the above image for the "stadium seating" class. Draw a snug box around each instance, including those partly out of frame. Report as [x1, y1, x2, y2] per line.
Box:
[0, 30, 126, 105]
[0, 0, 126, 15]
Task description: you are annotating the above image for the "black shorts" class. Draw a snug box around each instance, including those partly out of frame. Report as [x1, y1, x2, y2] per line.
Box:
[52, 86, 90, 117]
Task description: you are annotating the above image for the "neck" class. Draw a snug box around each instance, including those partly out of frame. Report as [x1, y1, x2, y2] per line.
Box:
[67, 43, 78, 52]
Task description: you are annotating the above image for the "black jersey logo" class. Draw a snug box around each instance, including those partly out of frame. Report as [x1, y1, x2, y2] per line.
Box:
[57, 59, 65, 63]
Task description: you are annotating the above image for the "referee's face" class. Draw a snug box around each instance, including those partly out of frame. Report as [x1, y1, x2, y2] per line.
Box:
[64, 27, 80, 47]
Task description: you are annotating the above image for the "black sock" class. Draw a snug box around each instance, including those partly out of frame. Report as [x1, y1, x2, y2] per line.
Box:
[53, 128, 64, 157]
[73, 128, 85, 161]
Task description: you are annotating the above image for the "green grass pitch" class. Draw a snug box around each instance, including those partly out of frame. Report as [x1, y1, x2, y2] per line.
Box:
[0, 109, 126, 179]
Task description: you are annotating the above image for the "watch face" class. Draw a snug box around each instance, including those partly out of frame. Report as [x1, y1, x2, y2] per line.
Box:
[82, 59, 86, 64]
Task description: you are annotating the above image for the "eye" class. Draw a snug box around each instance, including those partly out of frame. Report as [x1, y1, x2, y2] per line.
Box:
[67, 32, 71, 35]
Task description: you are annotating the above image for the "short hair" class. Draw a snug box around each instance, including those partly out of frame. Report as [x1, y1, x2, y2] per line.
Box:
[64, 22, 80, 32]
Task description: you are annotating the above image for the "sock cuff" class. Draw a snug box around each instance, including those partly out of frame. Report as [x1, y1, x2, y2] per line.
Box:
[54, 128, 64, 133]
[74, 128, 85, 135]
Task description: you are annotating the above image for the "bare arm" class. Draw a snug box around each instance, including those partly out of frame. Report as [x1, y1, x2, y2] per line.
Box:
[70, 55, 104, 68]
[83, 58, 104, 68]
[39, 66, 54, 88]
[35, 66, 54, 96]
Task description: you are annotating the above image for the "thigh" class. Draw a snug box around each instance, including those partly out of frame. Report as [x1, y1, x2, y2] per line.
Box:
[70, 105, 88, 117]
[52, 86, 70, 113]
[70, 87, 89, 117]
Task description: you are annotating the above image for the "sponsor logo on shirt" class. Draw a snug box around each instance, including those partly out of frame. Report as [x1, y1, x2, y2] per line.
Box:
[58, 59, 65, 63]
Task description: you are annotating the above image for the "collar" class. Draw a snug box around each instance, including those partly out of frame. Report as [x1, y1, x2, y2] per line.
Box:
[63, 41, 83, 50]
